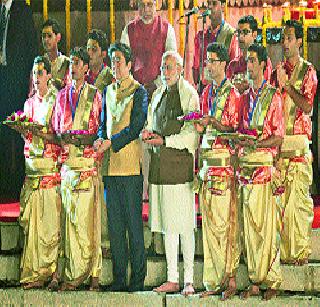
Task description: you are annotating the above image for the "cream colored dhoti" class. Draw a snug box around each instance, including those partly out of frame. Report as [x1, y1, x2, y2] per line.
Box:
[61, 162, 102, 286]
[20, 178, 61, 284]
[240, 152, 282, 289]
[199, 149, 239, 290]
[279, 135, 313, 263]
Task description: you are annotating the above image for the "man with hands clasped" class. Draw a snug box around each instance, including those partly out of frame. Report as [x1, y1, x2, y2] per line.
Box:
[95, 42, 148, 292]
[142, 51, 199, 295]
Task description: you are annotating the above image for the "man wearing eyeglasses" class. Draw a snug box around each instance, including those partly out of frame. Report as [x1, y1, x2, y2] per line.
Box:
[226, 15, 272, 95]
[192, 0, 239, 90]
[142, 51, 199, 296]
[237, 44, 283, 300]
[41, 18, 70, 90]
[95, 43, 148, 292]
[273, 20, 318, 266]
[194, 42, 240, 300]
[121, 0, 176, 98]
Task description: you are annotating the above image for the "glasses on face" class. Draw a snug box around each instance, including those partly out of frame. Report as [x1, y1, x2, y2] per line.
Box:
[205, 58, 221, 64]
[160, 64, 176, 72]
[237, 29, 252, 37]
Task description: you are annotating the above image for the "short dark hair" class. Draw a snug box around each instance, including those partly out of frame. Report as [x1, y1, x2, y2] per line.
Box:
[206, 42, 230, 62]
[285, 20, 303, 39]
[248, 44, 267, 64]
[70, 47, 90, 65]
[88, 29, 108, 52]
[33, 56, 51, 74]
[42, 18, 61, 35]
[238, 15, 258, 32]
[108, 42, 132, 64]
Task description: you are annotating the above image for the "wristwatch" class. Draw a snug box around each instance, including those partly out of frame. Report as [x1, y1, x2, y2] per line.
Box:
[163, 137, 166, 146]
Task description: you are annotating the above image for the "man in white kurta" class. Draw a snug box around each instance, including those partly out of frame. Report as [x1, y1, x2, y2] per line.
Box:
[143, 51, 199, 295]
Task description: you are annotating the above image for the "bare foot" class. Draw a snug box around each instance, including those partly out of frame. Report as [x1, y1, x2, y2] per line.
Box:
[240, 284, 260, 300]
[181, 283, 195, 296]
[153, 281, 179, 293]
[59, 283, 77, 291]
[298, 258, 308, 266]
[47, 279, 59, 291]
[199, 290, 220, 298]
[221, 276, 236, 300]
[23, 281, 44, 290]
[263, 288, 277, 300]
[48, 272, 59, 291]
[221, 287, 236, 300]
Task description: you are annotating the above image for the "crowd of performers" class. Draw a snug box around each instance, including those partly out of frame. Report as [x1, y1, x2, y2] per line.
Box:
[5, 0, 318, 301]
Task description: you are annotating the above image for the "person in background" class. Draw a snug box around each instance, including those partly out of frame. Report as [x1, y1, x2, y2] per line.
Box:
[192, 0, 239, 90]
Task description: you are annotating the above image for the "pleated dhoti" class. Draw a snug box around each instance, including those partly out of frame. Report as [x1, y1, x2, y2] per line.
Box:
[20, 179, 61, 284]
[61, 165, 102, 286]
[279, 155, 313, 262]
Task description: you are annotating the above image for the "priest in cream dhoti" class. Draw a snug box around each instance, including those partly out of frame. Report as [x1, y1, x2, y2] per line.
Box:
[237, 44, 283, 300]
[273, 20, 318, 266]
[52, 47, 102, 291]
[19, 56, 60, 290]
[143, 51, 199, 295]
[194, 43, 240, 300]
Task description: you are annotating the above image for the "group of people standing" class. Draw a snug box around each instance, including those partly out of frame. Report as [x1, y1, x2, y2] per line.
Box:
[1, 0, 317, 301]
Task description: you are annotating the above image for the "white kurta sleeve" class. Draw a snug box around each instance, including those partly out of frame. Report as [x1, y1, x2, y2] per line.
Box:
[120, 24, 130, 48]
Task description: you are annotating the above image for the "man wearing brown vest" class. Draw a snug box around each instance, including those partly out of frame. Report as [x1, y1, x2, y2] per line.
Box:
[95, 42, 148, 292]
[143, 51, 199, 295]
